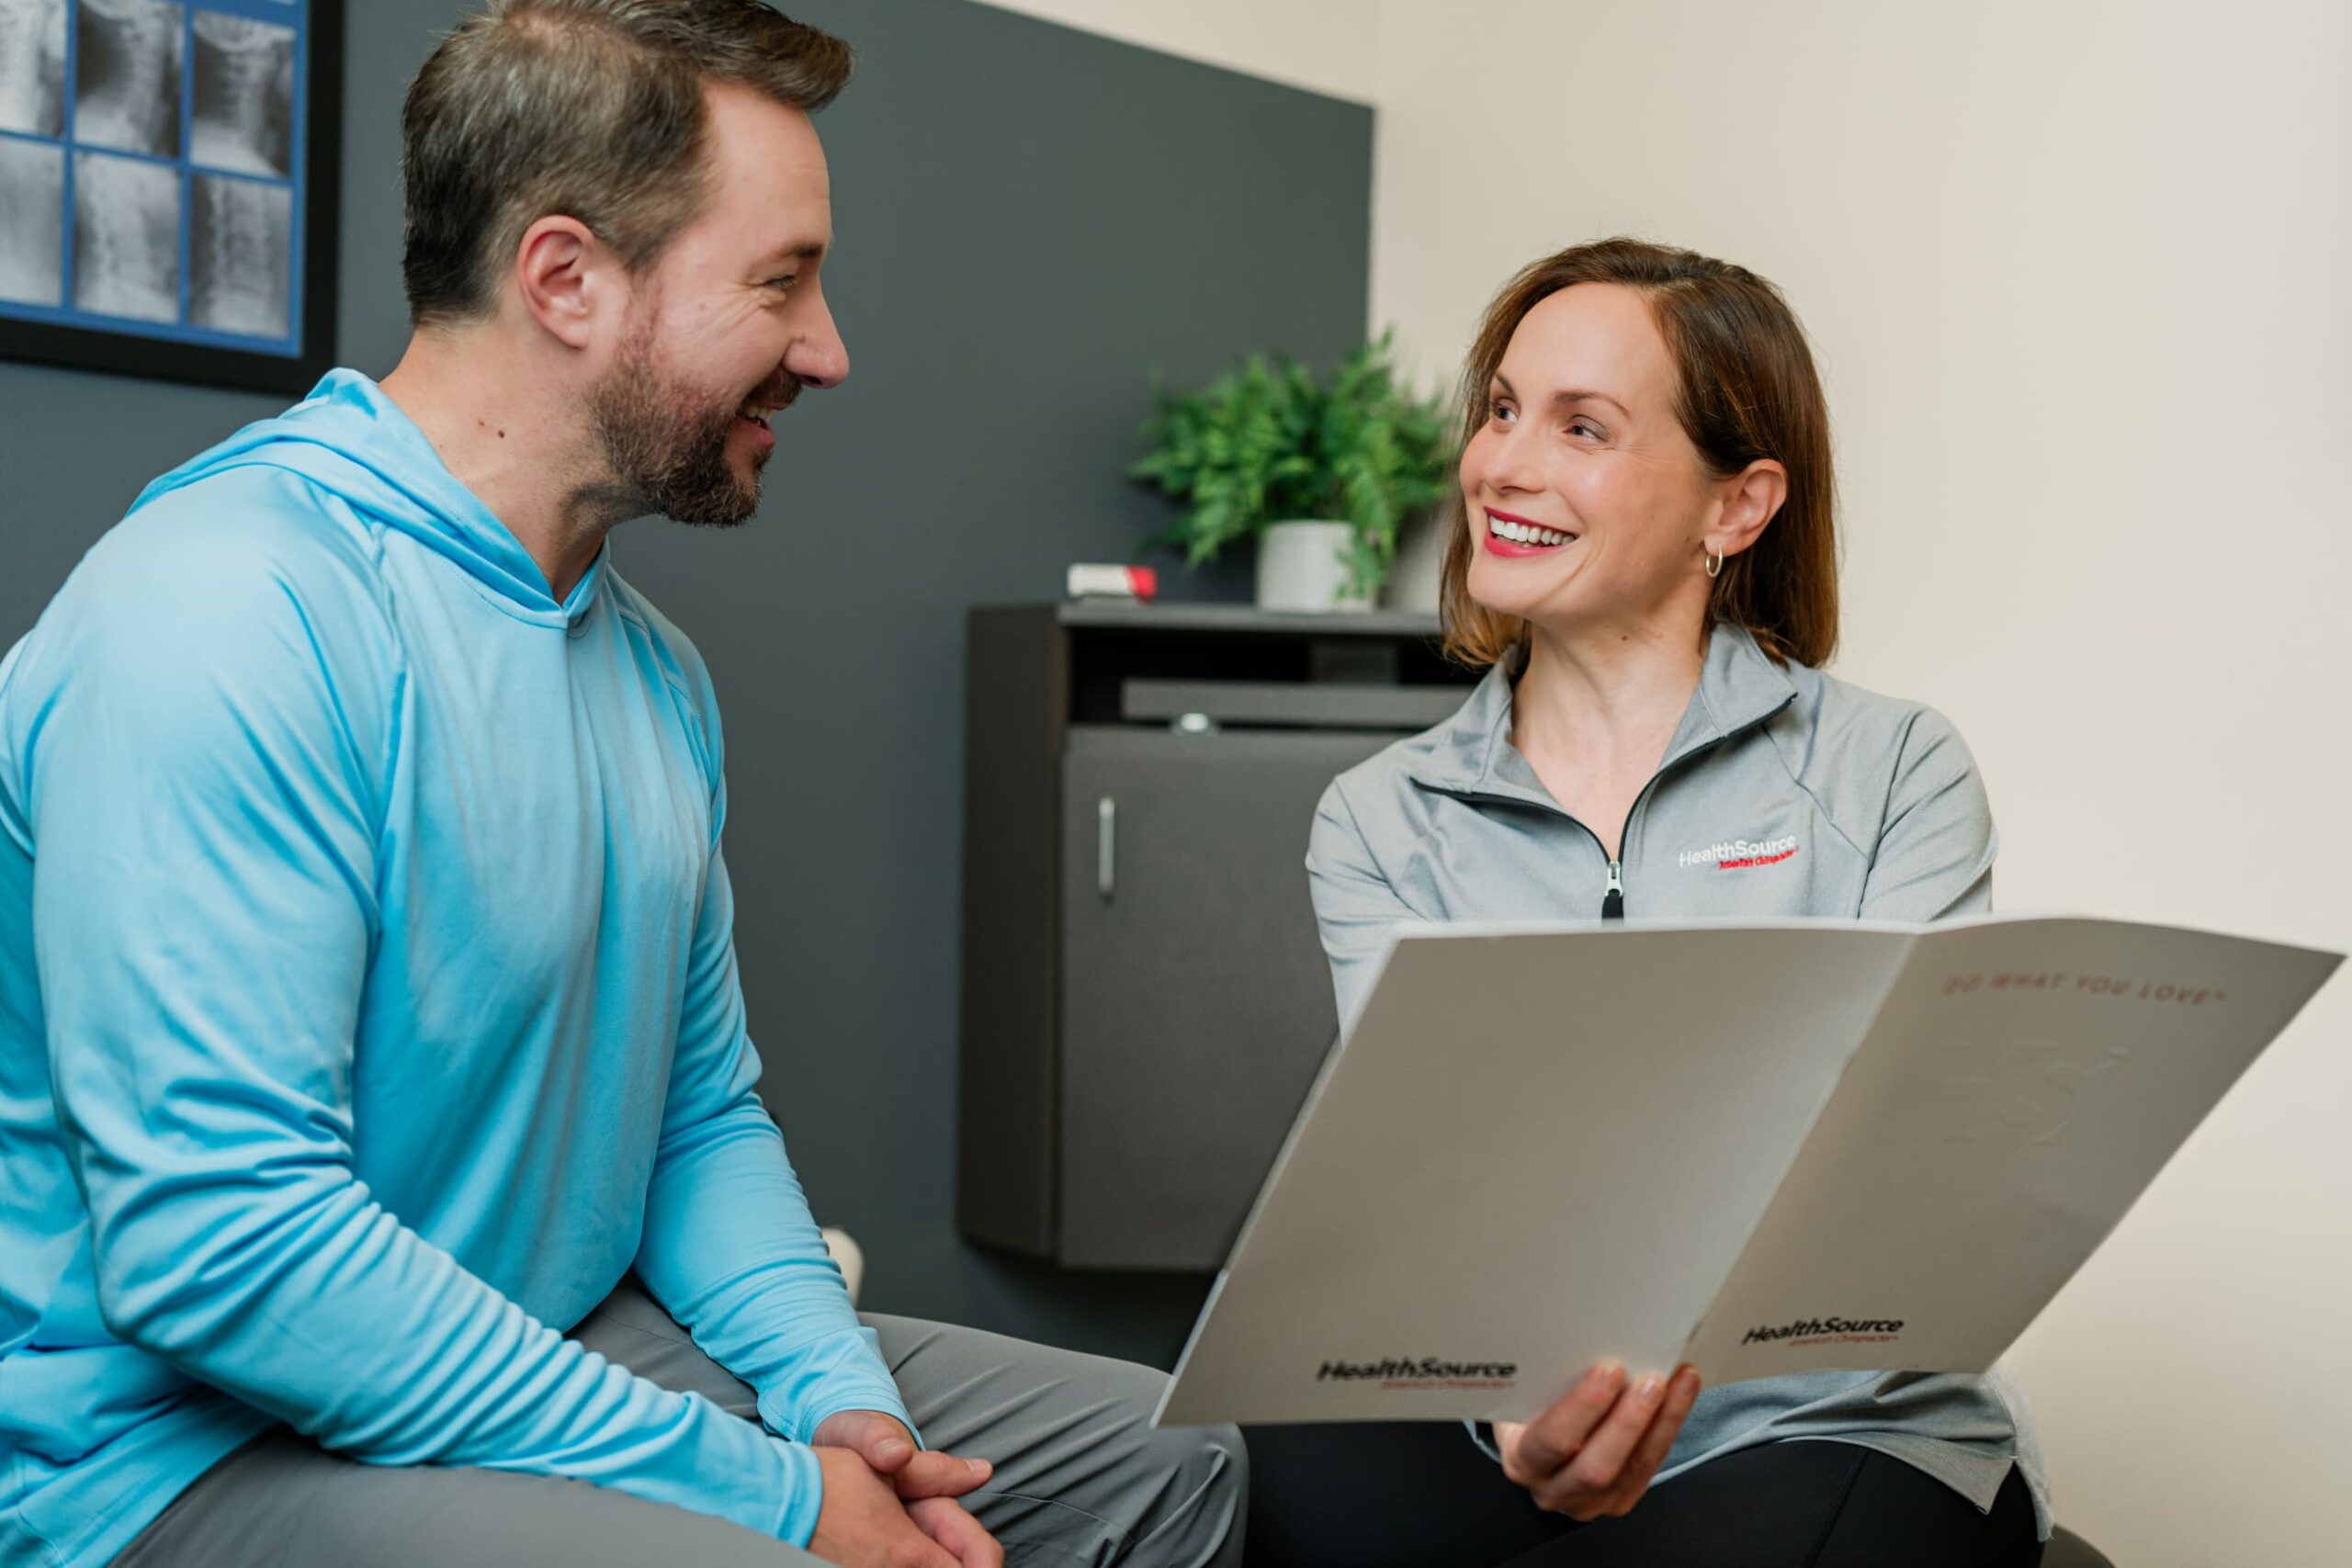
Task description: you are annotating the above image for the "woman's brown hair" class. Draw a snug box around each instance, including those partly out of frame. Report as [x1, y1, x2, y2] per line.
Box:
[1438, 237, 1838, 670]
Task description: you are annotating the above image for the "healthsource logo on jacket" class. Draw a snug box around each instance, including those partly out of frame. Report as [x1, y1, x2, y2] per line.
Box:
[1679, 835, 1800, 871]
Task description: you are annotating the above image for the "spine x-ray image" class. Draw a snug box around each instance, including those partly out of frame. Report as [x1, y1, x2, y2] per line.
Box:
[0, 0, 67, 139]
[0, 139, 65, 306]
[192, 11, 295, 176]
[74, 149, 180, 321]
[191, 172, 290, 336]
[76, 0, 184, 159]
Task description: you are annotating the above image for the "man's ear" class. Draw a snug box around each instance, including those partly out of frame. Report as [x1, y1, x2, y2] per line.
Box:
[511, 215, 614, 351]
[1706, 458, 1788, 563]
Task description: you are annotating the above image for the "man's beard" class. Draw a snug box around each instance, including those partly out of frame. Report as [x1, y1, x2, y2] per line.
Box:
[586, 327, 793, 528]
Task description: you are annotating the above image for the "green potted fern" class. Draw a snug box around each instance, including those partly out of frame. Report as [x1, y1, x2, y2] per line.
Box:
[1127, 333, 1450, 612]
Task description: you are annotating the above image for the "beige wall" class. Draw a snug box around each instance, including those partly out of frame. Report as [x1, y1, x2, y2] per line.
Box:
[967, 0, 1377, 103]
[977, 2, 2352, 1561]
[1368, 6, 2352, 1561]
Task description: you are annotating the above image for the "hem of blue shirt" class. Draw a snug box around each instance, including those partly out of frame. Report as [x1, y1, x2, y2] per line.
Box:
[22, 1399, 273, 1568]
[770, 1438, 826, 1550]
[8, 1370, 908, 1566]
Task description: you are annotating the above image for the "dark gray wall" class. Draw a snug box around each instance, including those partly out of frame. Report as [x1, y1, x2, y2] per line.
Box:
[0, 1, 1371, 1367]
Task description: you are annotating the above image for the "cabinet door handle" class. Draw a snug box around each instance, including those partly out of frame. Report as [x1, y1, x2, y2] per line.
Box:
[1096, 796, 1116, 902]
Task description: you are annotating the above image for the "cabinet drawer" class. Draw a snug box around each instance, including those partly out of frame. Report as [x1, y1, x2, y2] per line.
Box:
[1055, 725, 1394, 1269]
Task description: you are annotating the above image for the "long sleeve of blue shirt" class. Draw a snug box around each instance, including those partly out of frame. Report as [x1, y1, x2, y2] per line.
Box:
[635, 773, 913, 1445]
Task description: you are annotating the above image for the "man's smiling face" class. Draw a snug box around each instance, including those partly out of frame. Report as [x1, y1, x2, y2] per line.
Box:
[588, 83, 846, 527]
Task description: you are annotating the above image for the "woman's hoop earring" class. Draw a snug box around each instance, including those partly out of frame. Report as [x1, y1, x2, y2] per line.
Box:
[1705, 548, 1724, 580]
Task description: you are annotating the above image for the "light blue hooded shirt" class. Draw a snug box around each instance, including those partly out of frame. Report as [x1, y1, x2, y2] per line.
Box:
[0, 371, 908, 1568]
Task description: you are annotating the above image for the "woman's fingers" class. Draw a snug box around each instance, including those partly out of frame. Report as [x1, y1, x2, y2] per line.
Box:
[1597, 1364, 1702, 1517]
[1532, 1370, 1672, 1517]
[1503, 1359, 1627, 1484]
[1505, 1360, 1704, 1520]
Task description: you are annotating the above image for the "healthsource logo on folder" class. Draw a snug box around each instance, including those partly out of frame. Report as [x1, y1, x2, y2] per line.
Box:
[1741, 1315, 1905, 1348]
[1316, 1358, 1520, 1391]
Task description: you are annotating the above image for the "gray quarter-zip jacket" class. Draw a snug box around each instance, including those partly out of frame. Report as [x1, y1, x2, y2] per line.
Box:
[1306, 622, 2050, 1535]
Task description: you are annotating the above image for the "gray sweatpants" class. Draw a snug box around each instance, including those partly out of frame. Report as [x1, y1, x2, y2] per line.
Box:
[114, 1280, 1246, 1567]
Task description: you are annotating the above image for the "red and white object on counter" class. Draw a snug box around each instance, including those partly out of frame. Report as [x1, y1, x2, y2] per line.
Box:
[1067, 564, 1159, 601]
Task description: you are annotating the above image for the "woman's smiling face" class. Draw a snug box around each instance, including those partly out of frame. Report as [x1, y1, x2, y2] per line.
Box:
[1460, 282, 1724, 638]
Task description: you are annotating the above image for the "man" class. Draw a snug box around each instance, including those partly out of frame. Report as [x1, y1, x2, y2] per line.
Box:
[0, 4, 1244, 1565]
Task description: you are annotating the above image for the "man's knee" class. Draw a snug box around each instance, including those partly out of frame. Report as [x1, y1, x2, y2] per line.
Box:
[1098, 1366, 1247, 1565]
[1178, 1419, 1249, 1540]
[873, 1316, 1246, 1565]
[1139, 1410, 1248, 1514]
[1096, 1359, 1241, 1479]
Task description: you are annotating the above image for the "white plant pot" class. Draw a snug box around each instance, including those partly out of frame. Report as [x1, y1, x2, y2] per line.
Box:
[1255, 520, 1373, 614]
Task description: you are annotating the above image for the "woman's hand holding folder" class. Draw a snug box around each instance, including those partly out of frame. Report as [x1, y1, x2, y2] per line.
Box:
[1493, 1360, 1704, 1520]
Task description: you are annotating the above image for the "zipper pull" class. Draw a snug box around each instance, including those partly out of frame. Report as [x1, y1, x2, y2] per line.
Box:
[1602, 860, 1625, 920]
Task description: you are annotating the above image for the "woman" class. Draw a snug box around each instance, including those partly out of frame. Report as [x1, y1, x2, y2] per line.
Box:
[1245, 240, 2047, 1566]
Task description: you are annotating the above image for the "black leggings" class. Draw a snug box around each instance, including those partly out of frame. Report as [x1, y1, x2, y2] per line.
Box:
[1242, 1422, 2044, 1568]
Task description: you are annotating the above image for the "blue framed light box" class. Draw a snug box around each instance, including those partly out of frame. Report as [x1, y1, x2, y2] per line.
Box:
[0, 0, 342, 394]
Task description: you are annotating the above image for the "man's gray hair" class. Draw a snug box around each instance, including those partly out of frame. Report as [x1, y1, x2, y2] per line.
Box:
[401, 0, 851, 326]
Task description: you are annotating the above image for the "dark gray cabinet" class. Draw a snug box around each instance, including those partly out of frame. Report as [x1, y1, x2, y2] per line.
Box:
[956, 602, 1475, 1269]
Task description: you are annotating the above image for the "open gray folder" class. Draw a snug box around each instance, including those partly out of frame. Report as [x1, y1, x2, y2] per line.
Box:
[1154, 915, 2340, 1427]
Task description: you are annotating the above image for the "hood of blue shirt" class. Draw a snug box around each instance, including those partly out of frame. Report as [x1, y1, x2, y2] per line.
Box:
[132, 368, 602, 623]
